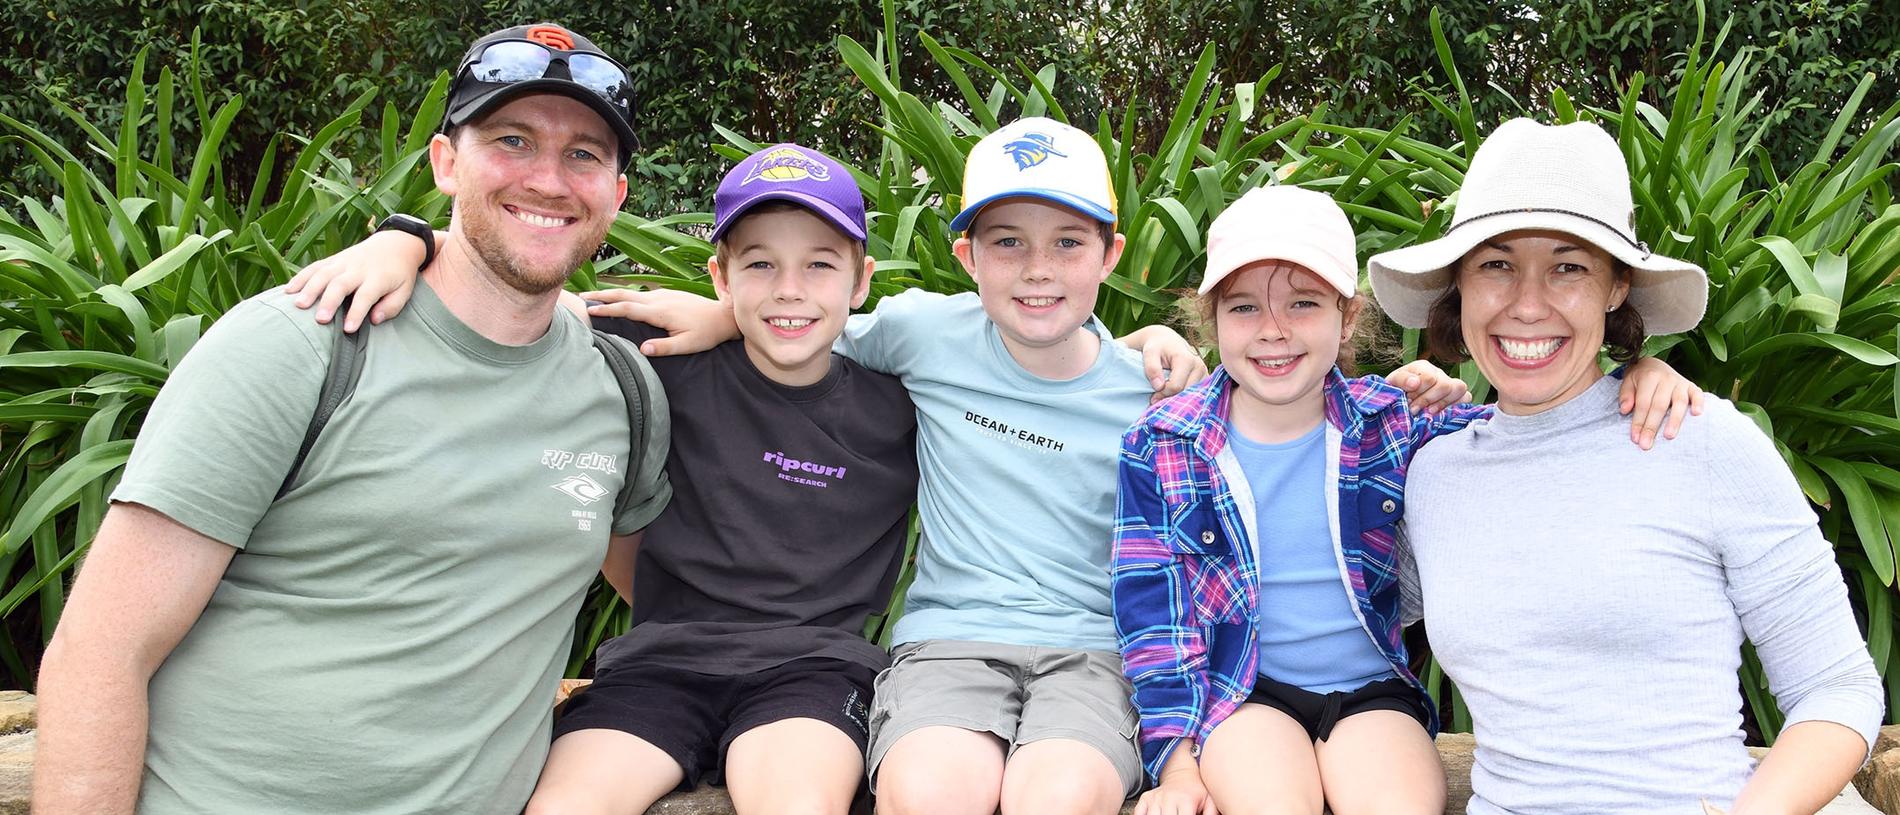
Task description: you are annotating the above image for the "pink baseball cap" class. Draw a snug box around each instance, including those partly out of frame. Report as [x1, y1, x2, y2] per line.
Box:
[1200, 186, 1359, 297]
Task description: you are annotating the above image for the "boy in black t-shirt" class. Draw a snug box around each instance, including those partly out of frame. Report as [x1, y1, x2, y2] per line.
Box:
[539, 144, 919, 813]
[290, 144, 918, 814]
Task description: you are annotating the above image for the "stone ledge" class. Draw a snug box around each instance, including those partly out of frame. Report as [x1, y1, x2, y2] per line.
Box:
[3, 689, 1892, 814]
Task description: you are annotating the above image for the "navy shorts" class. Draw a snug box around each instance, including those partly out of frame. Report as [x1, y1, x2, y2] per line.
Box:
[1244, 674, 1431, 742]
[554, 657, 877, 789]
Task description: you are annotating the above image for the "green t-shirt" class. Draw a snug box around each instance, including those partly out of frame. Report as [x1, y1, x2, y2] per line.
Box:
[111, 280, 669, 814]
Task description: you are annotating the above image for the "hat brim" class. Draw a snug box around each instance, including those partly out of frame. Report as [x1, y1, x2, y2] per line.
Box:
[446, 79, 639, 163]
[709, 190, 868, 243]
[1366, 211, 1709, 335]
[949, 189, 1115, 233]
[1200, 238, 1357, 297]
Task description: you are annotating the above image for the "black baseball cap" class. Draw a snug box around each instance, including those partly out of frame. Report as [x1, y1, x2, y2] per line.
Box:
[443, 23, 638, 169]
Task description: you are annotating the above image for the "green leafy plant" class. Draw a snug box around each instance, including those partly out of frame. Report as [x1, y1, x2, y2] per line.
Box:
[0, 42, 450, 688]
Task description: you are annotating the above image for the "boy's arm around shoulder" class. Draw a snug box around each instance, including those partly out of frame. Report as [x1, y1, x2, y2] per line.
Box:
[1112, 428, 1212, 785]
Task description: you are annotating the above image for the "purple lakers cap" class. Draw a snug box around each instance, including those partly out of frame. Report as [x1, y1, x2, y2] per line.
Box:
[711, 144, 867, 243]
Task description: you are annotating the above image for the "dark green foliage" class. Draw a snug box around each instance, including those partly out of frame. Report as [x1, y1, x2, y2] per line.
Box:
[9, 2, 1890, 217]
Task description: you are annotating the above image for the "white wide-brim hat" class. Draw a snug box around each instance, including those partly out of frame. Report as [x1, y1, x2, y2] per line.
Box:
[1366, 118, 1708, 336]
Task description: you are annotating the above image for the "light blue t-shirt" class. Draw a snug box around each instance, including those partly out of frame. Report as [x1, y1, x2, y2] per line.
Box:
[1227, 420, 1394, 693]
[837, 290, 1150, 652]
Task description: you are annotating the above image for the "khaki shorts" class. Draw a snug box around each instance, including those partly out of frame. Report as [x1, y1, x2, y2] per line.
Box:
[866, 639, 1142, 795]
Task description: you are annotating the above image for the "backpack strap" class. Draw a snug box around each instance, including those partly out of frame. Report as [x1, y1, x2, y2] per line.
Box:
[277, 295, 368, 500]
[590, 329, 653, 521]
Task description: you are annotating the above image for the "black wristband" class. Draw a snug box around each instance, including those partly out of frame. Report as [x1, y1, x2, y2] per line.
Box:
[375, 214, 436, 272]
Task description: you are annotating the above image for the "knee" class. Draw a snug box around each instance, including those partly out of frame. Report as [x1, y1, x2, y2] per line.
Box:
[758, 795, 854, 815]
[1000, 776, 1122, 815]
[876, 768, 997, 815]
[1327, 795, 1441, 815]
[1211, 801, 1321, 815]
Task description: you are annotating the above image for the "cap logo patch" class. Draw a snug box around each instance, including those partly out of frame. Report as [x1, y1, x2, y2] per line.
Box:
[525, 26, 575, 50]
[743, 147, 831, 184]
[1004, 133, 1067, 170]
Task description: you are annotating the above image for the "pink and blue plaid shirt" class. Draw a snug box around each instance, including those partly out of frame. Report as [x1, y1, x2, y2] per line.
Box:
[1112, 365, 1490, 780]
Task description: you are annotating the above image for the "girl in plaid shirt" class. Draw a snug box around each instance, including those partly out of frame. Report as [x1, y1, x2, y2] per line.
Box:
[1111, 187, 1700, 815]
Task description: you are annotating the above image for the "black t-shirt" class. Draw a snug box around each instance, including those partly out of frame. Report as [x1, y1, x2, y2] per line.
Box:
[592, 318, 919, 675]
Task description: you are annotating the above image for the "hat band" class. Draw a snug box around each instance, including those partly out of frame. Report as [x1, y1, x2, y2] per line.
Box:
[1445, 207, 1651, 259]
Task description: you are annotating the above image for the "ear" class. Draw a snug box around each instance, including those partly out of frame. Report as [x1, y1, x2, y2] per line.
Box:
[1098, 231, 1127, 282]
[952, 236, 976, 275]
[1340, 295, 1366, 342]
[612, 172, 629, 211]
[429, 133, 460, 197]
[1607, 271, 1632, 312]
[850, 252, 875, 309]
[708, 255, 732, 304]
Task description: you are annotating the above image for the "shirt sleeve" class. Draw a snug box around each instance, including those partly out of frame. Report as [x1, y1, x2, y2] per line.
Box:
[1705, 405, 1885, 756]
[835, 289, 938, 375]
[1112, 427, 1212, 783]
[1408, 399, 1493, 456]
[110, 297, 328, 548]
[605, 334, 672, 535]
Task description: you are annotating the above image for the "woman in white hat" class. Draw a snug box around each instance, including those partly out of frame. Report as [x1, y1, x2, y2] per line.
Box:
[1369, 118, 1883, 814]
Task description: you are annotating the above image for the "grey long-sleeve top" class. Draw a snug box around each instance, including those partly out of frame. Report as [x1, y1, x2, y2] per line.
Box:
[1402, 375, 1882, 814]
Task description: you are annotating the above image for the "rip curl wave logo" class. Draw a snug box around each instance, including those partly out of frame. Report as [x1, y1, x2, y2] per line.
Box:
[552, 473, 610, 506]
[1003, 133, 1067, 170]
[743, 147, 832, 185]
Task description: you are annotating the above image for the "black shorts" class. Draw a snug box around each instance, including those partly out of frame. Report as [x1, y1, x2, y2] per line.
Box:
[553, 657, 878, 789]
[1244, 674, 1431, 742]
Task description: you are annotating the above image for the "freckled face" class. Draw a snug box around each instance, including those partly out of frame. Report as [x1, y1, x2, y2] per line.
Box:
[1455, 229, 1629, 415]
[953, 197, 1123, 358]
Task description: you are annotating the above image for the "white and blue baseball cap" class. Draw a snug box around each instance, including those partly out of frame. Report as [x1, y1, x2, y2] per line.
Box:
[949, 117, 1117, 233]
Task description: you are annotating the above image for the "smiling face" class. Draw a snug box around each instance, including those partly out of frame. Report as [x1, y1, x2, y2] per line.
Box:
[1454, 229, 1630, 415]
[431, 92, 628, 296]
[1215, 262, 1359, 441]
[953, 197, 1124, 378]
[711, 204, 873, 387]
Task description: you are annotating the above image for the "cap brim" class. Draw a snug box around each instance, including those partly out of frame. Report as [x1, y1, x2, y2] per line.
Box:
[446, 79, 639, 159]
[709, 190, 868, 243]
[1200, 239, 1357, 297]
[1366, 212, 1708, 335]
[948, 189, 1115, 233]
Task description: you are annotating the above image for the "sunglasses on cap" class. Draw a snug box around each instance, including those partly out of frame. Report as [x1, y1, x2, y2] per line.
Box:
[456, 39, 633, 117]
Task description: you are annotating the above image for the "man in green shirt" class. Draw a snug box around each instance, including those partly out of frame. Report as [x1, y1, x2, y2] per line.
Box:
[32, 23, 670, 814]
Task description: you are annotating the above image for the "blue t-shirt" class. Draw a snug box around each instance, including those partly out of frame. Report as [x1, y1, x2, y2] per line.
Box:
[837, 290, 1150, 652]
[1227, 419, 1394, 693]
